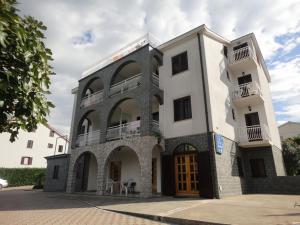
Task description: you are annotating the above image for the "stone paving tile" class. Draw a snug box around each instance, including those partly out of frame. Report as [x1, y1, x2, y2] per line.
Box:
[0, 189, 167, 225]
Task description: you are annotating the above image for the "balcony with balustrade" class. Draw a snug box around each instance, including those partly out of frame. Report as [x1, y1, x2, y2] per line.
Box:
[228, 43, 257, 70]
[232, 81, 263, 107]
[80, 78, 104, 108]
[238, 124, 271, 147]
[75, 111, 101, 147]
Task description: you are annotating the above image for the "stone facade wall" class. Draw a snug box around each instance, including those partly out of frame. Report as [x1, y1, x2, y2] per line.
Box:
[214, 135, 245, 198]
[66, 136, 158, 197]
[44, 154, 70, 192]
[71, 45, 163, 147]
[242, 146, 277, 193]
[246, 175, 300, 194]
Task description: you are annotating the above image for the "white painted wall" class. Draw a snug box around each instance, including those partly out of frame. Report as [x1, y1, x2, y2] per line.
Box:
[0, 124, 68, 168]
[152, 145, 162, 193]
[159, 36, 207, 139]
[256, 63, 282, 148]
[279, 122, 300, 140]
[202, 34, 237, 140]
[87, 156, 97, 191]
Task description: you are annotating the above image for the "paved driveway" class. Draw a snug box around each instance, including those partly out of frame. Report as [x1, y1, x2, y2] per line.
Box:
[0, 188, 167, 225]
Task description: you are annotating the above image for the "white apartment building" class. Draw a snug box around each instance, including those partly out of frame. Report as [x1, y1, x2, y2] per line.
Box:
[45, 25, 287, 198]
[0, 124, 68, 168]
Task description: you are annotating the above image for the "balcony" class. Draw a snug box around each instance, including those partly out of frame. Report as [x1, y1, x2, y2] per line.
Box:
[228, 46, 257, 70]
[80, 91, 104, 108]
[76, 130, 101, 147]
[152, 73, 159, 87]
[106, 120, 140, 141]
[232, 82, 263, 107]
[110, 73, 141, 97]
[238, 124, 271, 147]
[152, 120, 159, 133]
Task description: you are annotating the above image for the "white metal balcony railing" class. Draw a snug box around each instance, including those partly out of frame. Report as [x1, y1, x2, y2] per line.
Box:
[152, 73, 159, 87]
[239, 124, 270, 143]
[152, 120, 159, 132]
[106, 121, 140, 140]
[232, 81, 261, 100]
[229, 46, 255, 64]
[76, 130, 101, 147]
[110, 73, 141, 96]
[80, 91, 104, 108]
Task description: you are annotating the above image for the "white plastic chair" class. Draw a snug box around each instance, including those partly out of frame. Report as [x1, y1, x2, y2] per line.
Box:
[120, 181, 128, 196]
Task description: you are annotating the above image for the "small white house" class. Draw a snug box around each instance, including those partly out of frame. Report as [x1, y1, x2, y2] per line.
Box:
[0, 124, 69, 168]
[278, 121, 300, 140]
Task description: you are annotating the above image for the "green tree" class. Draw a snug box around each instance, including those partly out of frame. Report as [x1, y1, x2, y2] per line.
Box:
[282, 136, 300, 176]
[0, 0, 54, 141]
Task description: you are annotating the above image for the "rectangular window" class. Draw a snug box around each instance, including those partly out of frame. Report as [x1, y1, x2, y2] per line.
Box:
[48, 143, 53, 148]
[172, 51, 188, 75]
[53, 165, 59, 179]
[49, 130, 55, 137]
[58, 145, 64, 152]
[250, 158, 266, 177]
[27, 140, 33, 149]
[21, 157, 33, 165]
[237, 157, 244, 177]
[174, 96, 192, 121]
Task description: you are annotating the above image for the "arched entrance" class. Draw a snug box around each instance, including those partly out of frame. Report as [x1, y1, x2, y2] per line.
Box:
[74, 152, 98, 192]
[174, 144, 199, 196]
[104, 146, 141, 195]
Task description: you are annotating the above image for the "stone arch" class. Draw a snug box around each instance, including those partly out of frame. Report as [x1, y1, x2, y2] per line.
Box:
[81, 77, 104, 99]
[110, 60, 142, 86]
[72, 151, 99, 192]
[102, 144, 142, 194]
[173, 143, 198, 155]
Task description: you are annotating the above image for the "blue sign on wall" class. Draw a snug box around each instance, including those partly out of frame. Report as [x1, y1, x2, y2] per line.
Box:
[215, 133, 224, 154]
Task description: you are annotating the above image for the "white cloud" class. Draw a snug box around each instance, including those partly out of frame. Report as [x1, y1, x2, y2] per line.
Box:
[270, 56, 300, 103]
[276, 104, 300, 122]
[17, 0, 300, 134]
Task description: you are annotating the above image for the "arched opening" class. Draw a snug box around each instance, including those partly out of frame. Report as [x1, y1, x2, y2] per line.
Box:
[110, 61, 142, 96]
[76, 111, 101, 147]
[152, 144, 163, 194]
[152, 95, 160, 133]
[81, 78, 104, 108]
[104, 146, 141, 196]
[74, 152, 98, 192]
[173, 144, 199, 196]
[106, 98, 140, 141]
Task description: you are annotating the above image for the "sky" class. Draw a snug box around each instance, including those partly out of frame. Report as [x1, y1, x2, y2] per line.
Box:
[18, 0, 300, 135]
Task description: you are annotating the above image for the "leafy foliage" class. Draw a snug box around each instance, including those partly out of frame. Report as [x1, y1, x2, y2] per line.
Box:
[0, 168, 45, 187]
[0, 0, 54, 142]
[282, 136, 300, 176]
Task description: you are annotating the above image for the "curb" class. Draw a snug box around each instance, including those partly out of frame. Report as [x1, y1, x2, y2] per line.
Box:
[103, 208, 229, 225]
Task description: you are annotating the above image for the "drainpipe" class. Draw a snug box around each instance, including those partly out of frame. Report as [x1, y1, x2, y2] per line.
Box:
[197, 32, 219, 199]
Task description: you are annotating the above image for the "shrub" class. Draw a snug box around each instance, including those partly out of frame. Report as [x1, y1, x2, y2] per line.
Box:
[0, 168, 46, 187]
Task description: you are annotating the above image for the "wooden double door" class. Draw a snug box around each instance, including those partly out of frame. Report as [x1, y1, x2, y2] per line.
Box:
[175, 153, 199, 195]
